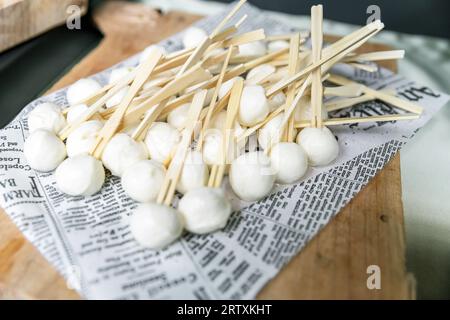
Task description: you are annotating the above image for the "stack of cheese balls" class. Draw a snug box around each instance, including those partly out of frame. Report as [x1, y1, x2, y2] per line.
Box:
[23, 26, 341, 250]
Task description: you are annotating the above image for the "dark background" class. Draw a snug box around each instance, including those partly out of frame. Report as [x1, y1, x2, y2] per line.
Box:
[0, 0, 449, 128]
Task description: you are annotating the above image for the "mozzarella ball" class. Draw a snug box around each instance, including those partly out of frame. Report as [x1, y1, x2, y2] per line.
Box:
[182, 27, 208, 48]
[239, 85, 270, 126]
[66, 120, 103, 157]
[167, 103, 190, 130]
[238, 41, 266, 57]
[294, 96, 328, 121]
[246, 64, 276, 81]
[24, 129, 66, 172]
[270, 142, 308, 184]
[66, 78, 101, 106]
[268, 40, 290, 52]
[101, 133, 148, 176]
[268, 91, 286, 112]
[105, 86, 129, 109]
[55, 154, 105, 196]
[139, 45, 167, 64]
[144, 122, 180, 164]
[296, 127, 339, 166]
[108, 67, 133, 84]
[66, 104, 88, 124]
[120, 123, 139, 136]
[130, 203, 184, 249]
[202, 131, 222, 166]
[28, 102, 66, 134]
[121, 160, 165, 203]
[177, 151, 209, 194]
[229, 151, 275, 201]
[258, 112, 283, 150]
[219, 77, 243, 99]
[178, 187, 231, 234]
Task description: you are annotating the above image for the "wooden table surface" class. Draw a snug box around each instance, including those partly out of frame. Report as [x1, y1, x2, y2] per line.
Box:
[0, 1, 415, 299]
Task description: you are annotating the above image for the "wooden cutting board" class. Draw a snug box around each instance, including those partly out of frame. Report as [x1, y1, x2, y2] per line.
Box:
[0, 1, 415, 299]
[0, 0, 89, 53]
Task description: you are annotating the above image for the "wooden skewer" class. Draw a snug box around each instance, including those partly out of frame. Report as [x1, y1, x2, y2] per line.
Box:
[325, 94, 374, 112]
[346, 62, 378, 73]
[208, 77, 244, 188]
[328, 74, 423, 114]
[210, 0, 247, 38]
[221, 29, 266, 47]
[294, 113, 420, 128]
[343, 50, 405, 62]
[197, 46, 234, 151]
[284, 32, 301, 142]
[157, 90, 207, 206]
[266, 20, 384, 96]
[311, 5, 324, 128]
[90, 50, 162, 159]
[323, 83, 364, 97]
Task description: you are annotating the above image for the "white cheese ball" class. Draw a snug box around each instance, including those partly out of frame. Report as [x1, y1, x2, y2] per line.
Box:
[182, 27, 208, 49]
[66, 104, 88, 124]
[66, 78, 101, 106]
[167, 103, 190, 130]
[28, 102, 66, 134]
[218, 77, 243, 99]
[246, 64, 276, 81]
[108, 67, 133, 84]
[139, 45, 167, 64]
[101, 133, 148, 176]
[268, 40, 290, 52]
[270, 142, 308, 184]
[144, 122, 180, 164]
[55, 154, 105, 196]
[296, 127, 339, 166]
[121, 160, 165, 203]
[268, 91, 286, 112]
[24, 129, 66, 172]
[239, 85, 270, 126]
[229, 151, 275, 202]
[178, 187, 231, 234]
[294, 96, 328, 121]
[238, 41, 266, 57]
[66, 120, 103, 157]
[130, 203, 184, 249]
[202, 131, 222, 166]
[258, 112, 283, 150]
[105, 86, 129, 109]
[177, 151, 209, 194]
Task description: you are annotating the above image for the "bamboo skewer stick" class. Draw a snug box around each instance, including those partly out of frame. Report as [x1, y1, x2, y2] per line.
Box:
[311, 5, 324, 128]
[343, 50, 405, 62]
[346, 62, 378, 73]
[323, 83, 364, 97]
[157, 90, 207, 206]
[285, 33, 301, 141]
[131, 98, 170, 142]
[210, 0, 247, 38]
[208, 78, 244, 188]
[294, 113, 420, 128]
[90, 50, 162, 159]
[197, 46, 234, 151]
[328, 74, 423, 114]
[325, 94, 374, 112]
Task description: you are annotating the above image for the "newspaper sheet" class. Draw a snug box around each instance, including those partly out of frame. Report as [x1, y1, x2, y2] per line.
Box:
[0, 3, 448, 299]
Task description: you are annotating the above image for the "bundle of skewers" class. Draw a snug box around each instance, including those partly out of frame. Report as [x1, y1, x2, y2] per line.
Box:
[23, 1, 423, 249]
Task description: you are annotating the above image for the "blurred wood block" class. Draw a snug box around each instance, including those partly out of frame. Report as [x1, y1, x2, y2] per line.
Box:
[0, 0, 88, 53]
[0, 1, 415, 299]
